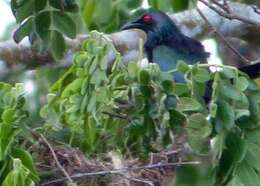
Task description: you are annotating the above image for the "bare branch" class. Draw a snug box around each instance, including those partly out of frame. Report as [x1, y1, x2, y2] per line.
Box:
[0, 2, 260, 71]
[195, 4, 250, 63]
[199, 0, 260, 27]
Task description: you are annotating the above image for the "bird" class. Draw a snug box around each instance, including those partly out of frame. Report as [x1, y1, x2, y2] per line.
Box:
[121, 10, 260, 83]
[121, 10, 210, 82]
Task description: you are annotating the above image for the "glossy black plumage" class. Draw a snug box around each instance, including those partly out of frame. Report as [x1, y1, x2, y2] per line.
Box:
[121, 10, 209, 82]
[121, 10, 260, 81]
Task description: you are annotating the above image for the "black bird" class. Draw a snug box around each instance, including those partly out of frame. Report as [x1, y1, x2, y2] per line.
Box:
[121, 10, 260, 81]
[121, 10, 210, 82]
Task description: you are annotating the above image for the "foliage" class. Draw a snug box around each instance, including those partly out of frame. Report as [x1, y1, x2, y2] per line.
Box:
[0, 83, 39, 185]
[11, 0, 78, 59]
[3, 1, 260, 185]
[40, 32, 260, 185]
[80, 0, 189, 32]
[40, 31, 209, 156]
[11, 0, 191, 60]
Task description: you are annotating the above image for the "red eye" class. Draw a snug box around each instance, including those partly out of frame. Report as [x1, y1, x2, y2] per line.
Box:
[143, 15, 152, 23]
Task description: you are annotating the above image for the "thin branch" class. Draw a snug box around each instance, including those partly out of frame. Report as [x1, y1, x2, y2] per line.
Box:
[39, 134, 74, 184]
[195, 4, 250, 63]
[199, 0, 260, 27]
[1, 2, 260, 71]
[39, 161, 200, 186]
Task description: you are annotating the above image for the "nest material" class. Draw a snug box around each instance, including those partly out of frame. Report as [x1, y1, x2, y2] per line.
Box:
[37, 134, 187, 186]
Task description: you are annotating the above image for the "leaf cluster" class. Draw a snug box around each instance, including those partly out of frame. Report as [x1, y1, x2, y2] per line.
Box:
[40, 32, 260, 185]
[0, 83, 38, 185]
[11, 0, 78, 59]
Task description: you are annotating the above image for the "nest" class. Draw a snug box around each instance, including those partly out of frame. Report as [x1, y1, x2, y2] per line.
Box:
[35, 134, 192, 186]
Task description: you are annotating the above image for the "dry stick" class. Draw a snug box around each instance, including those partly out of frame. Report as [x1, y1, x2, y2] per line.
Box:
[102, 111, 129, 120]
[120, 173, 155, 186]
[39, 161, 200, 186]
[195, 4, 250, 64]
[39, 134, 74, 184]
[199, 0, 260, 27]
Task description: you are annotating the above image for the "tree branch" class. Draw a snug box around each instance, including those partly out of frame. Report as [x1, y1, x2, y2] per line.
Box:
[0, 2, 259, 71]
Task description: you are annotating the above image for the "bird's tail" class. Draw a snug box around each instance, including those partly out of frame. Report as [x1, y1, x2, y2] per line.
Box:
[238, 62, 260, 79]
[238, 62, 260, 86]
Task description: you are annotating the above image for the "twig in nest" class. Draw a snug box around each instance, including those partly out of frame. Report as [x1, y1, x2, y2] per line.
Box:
[195, 3, 250, 63]
[39, 161, 200, 186]
[102, 111, 129, 120]
[120, 173, 155, 186]
[39, 134, 74, 184]
[199, 0, 260, 27]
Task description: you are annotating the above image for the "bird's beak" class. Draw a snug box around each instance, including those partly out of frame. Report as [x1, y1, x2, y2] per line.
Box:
[121, 21, 143, 30]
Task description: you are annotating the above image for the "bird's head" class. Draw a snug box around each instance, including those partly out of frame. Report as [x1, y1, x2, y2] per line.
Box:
[121, 10, 180, 35]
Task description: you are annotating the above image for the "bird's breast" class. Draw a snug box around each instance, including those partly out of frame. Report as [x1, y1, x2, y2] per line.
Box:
[152, 45, 186, 82]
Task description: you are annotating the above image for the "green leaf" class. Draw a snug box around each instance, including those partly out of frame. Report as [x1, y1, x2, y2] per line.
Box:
[50, 30, 66, 59]
[13, 0, 34, 23]
[172, 83, 189, 95]
[227, 177, 243, 186]
[221, 68, 237, 79]
[35, 11, 51, 39]
[83, 0, 96, 26]
[215, 100, 235, 131]
[52, 11, 76, 39]
[245, 129, 260, 145]
[61, 79, 83, 98]
[235, 109, 250, 119]
[127, 118, 145, 135]
[139, 85, 153, 98]
[235, 76, 249, 91]
[245, 146, 260, 172]
[220, 81, 242, 101]
[225, 132, 247, 163]
[139, 69, 150, 84]
[186, 113, 212, 154]
[169, 109, 186, 128]
[126, 0, 143, 8]
[2, 108, 16, 124]
[94, 0, 112, 24]
[2, 158, 33, 186]
[250, 90, 260, 103]
[177, 97, 202, 112]
[193, 68, 211, 83]
[13, 18, 32, 43]
[34, 0, 47, 12]
[128, 62, 139, 78]
[162, 80, 174, 93]
[237, 162, 260, 186]
[171, 0, 189, 12]
[12, 148, 39, 181]
[177, 61, 189, 73]
[148, 0, 158, 8]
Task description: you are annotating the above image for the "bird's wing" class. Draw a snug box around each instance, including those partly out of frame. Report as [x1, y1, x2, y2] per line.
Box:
[166, 35, 210, 63]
